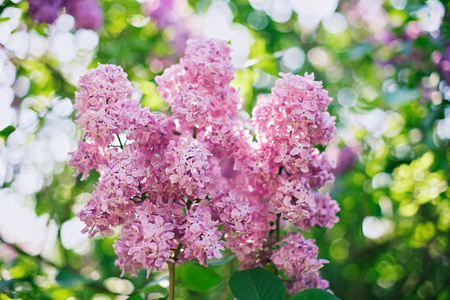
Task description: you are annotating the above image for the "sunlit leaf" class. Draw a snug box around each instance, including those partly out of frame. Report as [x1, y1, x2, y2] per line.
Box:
[140, 276, 168, 293]
[179, 263, 222, 292]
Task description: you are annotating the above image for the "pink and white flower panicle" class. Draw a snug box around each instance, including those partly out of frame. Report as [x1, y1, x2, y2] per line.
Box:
[68, 38, 340, 294]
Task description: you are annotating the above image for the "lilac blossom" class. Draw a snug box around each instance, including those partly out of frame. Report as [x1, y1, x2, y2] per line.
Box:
[296, 193, 340, 230]
[69, 38, 339, 294]
[27, 0, 103, 29]
[28, 0, 64, 24]
[271, 231, 329, 294]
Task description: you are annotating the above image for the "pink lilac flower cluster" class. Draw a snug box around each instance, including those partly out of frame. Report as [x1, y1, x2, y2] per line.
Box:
[27, 0, 103, 30]
[271, 231, 329, 293]
[68, 38, 339, 293]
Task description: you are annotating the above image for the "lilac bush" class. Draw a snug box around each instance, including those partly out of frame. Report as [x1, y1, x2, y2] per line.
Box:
[68, 38, 339, 294]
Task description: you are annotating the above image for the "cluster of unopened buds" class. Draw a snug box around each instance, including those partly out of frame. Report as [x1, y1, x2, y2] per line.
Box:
[68, 38, 340, 294]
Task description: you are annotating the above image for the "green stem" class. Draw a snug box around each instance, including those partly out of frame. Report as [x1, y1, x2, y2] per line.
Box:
[167, 243, 182, 300]
[278, 166, 291, 176]
[116, 134, 124, 149]
[168, 261, 175, 300]
[173, 243, 182, 260]
[193, 126, 197, 139]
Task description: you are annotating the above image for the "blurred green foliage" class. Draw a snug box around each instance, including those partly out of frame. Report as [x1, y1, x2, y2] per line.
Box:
[1, 0, 449, 299]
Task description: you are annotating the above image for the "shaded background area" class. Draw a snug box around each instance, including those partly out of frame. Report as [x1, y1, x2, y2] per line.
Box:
[0, 0, 449, 299]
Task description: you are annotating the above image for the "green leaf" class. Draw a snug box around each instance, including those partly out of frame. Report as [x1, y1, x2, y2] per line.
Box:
[207, 254, 236, 266]
[249, 37, 278, 76]
[249, 38, 267, 60]
[228, 267, 285, 300]
[140, 276, 168, 293]
[55, 270, 86, 287]
[0, 17, 10, 23]
[255, 58, 278, 76]
[179, 263, 222, 292]
[292, 288, 341, 300]
[0, 126, 15, 140]
[190, 254, 237, 267]
[126, 295, 145, 300]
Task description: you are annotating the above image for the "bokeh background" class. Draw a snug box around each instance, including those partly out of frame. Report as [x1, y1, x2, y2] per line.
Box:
[0, 0, 449, 299]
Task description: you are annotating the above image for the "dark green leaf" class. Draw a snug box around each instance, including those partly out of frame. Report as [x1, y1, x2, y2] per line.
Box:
[0, 279, 15, 289]
[292, 288, 341, 300]
[229, 267, 285, 300]
[179, 263, 222, 292]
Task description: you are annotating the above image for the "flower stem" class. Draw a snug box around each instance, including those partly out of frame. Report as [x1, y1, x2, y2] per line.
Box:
[174, 243, 182, 260]
[193, 126, 197, 139]
[168, 243, 182, 300]
[116, 134, 124, 149]
[276, 213, 281, 244]
[168, 261, 175, 300]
